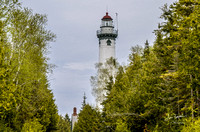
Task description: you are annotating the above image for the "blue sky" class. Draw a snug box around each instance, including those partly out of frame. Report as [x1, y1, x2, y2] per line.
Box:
[20, 0, 176, 116]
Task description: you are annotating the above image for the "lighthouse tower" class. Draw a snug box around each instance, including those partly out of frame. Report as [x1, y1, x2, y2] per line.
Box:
[97, 12, 118, 64]
[71, 107, 78, 130]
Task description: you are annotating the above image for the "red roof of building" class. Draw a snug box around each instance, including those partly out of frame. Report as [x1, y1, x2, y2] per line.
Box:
[102, 12, 113, 20]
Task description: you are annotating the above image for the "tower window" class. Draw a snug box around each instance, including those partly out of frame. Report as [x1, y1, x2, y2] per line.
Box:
[107, 40, 111, 46]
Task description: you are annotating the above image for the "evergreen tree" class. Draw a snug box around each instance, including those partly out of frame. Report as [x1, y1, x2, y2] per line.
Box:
[90, 0, 200, 131]
[144, 40, 150, 57]
[56, 115, 71, 132]
[0, 0, 59, 131]
[115, 119, 131, 132]
[152, 0, 200, 130]
[81, 92, 87, 109]
[73, 104, 102, 132]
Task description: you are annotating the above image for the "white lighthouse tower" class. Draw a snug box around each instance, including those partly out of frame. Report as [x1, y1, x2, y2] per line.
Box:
[97, 12, 118, 64]
[95, 12, 118, 108]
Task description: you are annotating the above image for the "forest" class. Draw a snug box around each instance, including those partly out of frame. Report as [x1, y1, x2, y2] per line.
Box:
[0, 0, 200, 132]
[0, 0, 70, 131]
[77, 0, 200, 131]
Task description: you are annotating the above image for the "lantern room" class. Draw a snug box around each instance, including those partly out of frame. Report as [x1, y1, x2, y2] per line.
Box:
[101, 12, 113, 27]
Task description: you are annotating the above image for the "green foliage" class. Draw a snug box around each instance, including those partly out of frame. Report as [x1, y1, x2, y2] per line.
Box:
[0, 0, 59, 131]
[56, 115, 71, 132]
[21, 119, 43, 132]
[65, 113, 71, 125]
[81, 93, 87, 109]
[0, 119, 14, 132]
[144, 40, 150, 57]
[73, 104, 102, 132]
[181, 118, 200, 132]
[90, 1, 200, 131]
[115, 119, 130, 132]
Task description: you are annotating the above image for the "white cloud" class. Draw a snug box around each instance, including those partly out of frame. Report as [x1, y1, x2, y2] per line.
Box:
[21, 0, 176, 116]
[63, 62, 95, 71]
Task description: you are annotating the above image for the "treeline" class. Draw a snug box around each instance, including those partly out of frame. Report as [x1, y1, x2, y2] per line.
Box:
[0, 0, 71, 131]
[79, 0, 200, 131]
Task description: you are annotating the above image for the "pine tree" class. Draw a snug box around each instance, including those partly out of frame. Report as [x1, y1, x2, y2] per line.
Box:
[73, 104, 102, 132]
[81, 92, 87, 109]
[0, 1, 59, 131]
[56, 115, 71, 132]
[144, 40, 150, 57]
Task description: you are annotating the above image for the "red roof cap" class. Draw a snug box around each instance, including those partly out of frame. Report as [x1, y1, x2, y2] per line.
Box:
[102, 12, 113, 20]
[73, 107, 77, 116]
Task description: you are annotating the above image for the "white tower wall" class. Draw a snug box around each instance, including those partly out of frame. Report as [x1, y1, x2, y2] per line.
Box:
[97, 12, 118, 64]
[71, 115, 78, 130]
[96, 12, 118, 108]
[99, 39, 115, 63]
